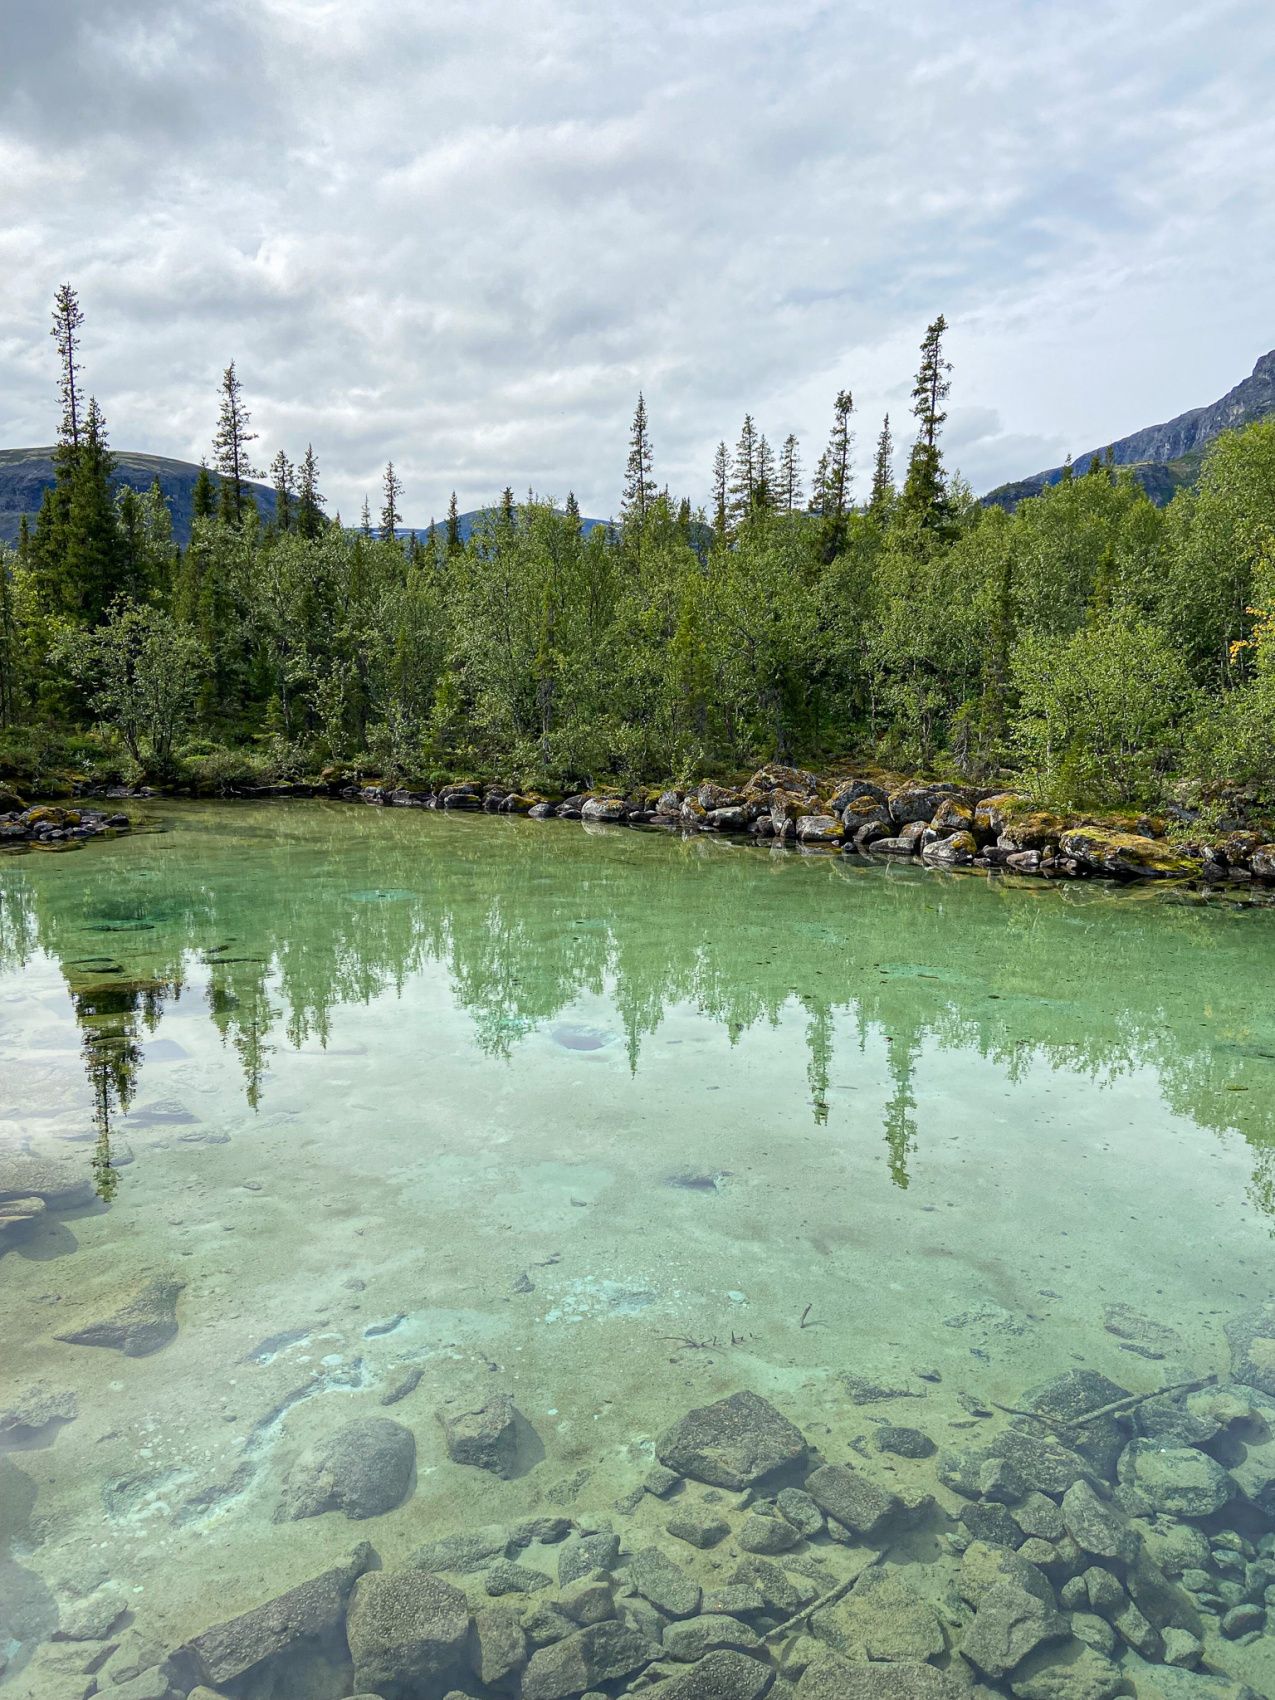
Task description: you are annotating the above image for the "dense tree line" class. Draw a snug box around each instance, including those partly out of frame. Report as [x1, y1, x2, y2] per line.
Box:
[2, 287, 1273, 815]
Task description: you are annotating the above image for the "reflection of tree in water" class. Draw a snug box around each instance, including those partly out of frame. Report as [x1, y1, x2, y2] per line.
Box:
[70, 975, 175, 1200]
[2, 803, 1275, 1214]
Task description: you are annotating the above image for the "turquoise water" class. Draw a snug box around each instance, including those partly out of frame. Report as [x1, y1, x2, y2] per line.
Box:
[3, 801, 1275, 1698]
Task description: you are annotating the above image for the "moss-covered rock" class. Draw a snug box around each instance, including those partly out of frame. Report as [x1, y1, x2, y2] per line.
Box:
[1058, 829, 1200, 879]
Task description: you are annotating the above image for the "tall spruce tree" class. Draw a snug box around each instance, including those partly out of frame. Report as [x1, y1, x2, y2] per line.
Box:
[213, 362, 259, 526]
[63, 398, 122, 624]
[810, 389, 854, 556]
[869, 414, 895, 516]
[192, 461, 216, 521]
[360, 496, 372, 538]
[296, 445, 325, 539]
[779, 433, 803, 514]
[622, 392, 654, 525]
[711, 442, 730, 541]
[380, 462, 402, 541]
[270, 450, 295, 531]
[446, 491, 462, 557]
[729, 415, 760, 526]
[901, 314, 951, 524]
[51, 284, 85, 450]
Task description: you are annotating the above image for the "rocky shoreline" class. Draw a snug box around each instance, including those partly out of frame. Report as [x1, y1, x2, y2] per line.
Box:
[0, 801, 132, 850]
[14, 1297, 1275, 1700]
[245, 764, 1272, 889]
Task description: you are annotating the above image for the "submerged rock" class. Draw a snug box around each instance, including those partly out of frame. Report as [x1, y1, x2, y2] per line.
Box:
[0, 1152, 95, 1210]
[1225, 1301, 1275, 1396]
[959, 1580, 1066, 1679]
[520, 1621, 657, 1699]
[173, 1543, 374, 1690]
[0, 1195, 46, 1246]
[661, 1615, 761, 1661]
[0, 1382, 77, 1438]
[346, 1569, 470, 1698]
[275, 1416, 415, 1521]
[812, 1567, 945, 1663]
[55, 1274, 184, 1356]
[628, 1546, 701, 1618]
[656, 1391, 807, 1489]
[805, 1461, 903, 1540]
[437, 1393, 531, 1477]
[646, 1647, 772, 1699]
[798, 1655, 958, 1698]
[410, 1526, 510, 1574]
[1008, 1638, 1124, 1700]
[1116, 1439, 1235, 1519]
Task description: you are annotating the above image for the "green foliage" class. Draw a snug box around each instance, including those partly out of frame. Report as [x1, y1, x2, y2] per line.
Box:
[51, 602, 207, 774]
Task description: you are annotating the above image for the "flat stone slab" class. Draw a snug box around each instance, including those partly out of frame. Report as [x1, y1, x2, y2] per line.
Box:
[55, 1274, 185, 1356]
[656, 1391, 807, 1489]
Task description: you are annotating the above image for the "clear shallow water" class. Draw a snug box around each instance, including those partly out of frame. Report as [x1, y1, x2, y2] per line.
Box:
[3, 801, 1275, 1697]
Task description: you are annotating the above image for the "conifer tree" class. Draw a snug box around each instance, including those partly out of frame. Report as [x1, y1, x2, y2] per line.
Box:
[565, 491, 582, 535]
[500, 487, 515, 527]
[296, 445, 325, 539]
[446, 491, 462, 556]
[901, 315, 951, 524]
[755, 436, 777, 514]
[711, 442, 729, 542]
[869, 415, 894, 516]
[63, 398, 122, 624]
[814, 390, 854, 519]
[192, 461, 216, 522]
[360, 496, 372, 538]
[213, 362, 259, 526]
[779, 433, 803, 514]
[50, 284, 85, 451]
[380, 462, 402, 541]
[270, 450, 295, 531]
[622, 392, 654, 525]
[729, 415, 760, 526]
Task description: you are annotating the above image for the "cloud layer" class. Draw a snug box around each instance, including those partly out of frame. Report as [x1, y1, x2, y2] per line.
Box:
[2, 0, 1272, 520]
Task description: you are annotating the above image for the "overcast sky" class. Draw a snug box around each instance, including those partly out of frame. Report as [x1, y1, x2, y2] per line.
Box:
[2, 1, 1272, 523]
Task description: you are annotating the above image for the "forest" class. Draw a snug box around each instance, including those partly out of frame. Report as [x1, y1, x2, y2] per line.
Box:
[2, 285, 1273, 817]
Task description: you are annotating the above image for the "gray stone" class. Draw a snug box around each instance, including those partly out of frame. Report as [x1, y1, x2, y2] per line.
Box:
[1111, 1598, 1161, 1658]
[1220, 1602, 1264, 1637]
[438, 1393, 531, 1478]
[738, 1512, 799, 1554]
[1162, 1627, 1203, 1667]
[776, 1488, 824, 1537]
[558, 1580, 614, 1625]
[275, 1417, 414, 1521]
[411, 1526, 511, 1573]
[703, 1585, 766, 1618]
[1007, 1640, 1123, 1700]
[0, 1152, 95, 1210]
[346, 1570, 470, 1697]
[813, 1567, 945, 1663]
[645, 1466, 681, 1497]
[656, 1391, 807, 1490]
[108, 1672, 173, 1700]
[959, 1582, 1066, 1678]
[1060, 1482, 1134, 1563]
[989, 1430, 1092, 1497]
[1068, 1613, 1116, 1657]
[645, 1648, 772, 1700]
[1014, 1494, 1065, 1543]
[805, 1462, 903, 1539]
[1225, 1301, 1275, 1396]
[1117, 1439, 1235, 1518]
[798, 1650, 957, 1697]
[558, 1532, 620, 1585]
[667, 1510, 730, 1549]
[961, 1500, 1024, 1548]
[661, 1615, 761, 1660]
[55, 1275, 184, 1357]
[485, 1560, 551, 1596]
[521, 1603, 578, 1648]
[956, 1541, 1055, 1609]
[472, 1603, 528, 1688]
[628, 1547, 701, 1618]
[174, 1544, 374, 1689]
[873, 1425, 935, 1459]
[731, 1558, 814, 1616]
[520, 1622, 657, 1699]
[1120, 1663, 1261, 1700]
[1019, 1372, 1129, 1477]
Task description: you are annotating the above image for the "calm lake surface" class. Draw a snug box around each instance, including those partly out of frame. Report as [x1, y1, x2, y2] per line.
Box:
[3, 800, 1275, 1698]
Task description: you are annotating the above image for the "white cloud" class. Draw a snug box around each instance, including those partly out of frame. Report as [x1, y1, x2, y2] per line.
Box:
[1, 0, 1272, 518]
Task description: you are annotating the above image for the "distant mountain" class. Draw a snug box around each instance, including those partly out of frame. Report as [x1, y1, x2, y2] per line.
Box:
[0, 447, 281, 546]
[985, 349, 1275, 510]
[0, 447, 609, 548]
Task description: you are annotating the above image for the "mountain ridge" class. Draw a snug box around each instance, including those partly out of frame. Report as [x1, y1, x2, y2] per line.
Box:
[985, 349, 1275, 509]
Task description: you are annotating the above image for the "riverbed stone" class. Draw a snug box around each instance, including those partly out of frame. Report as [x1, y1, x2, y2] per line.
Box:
[813, 1567, 945, 1663]
[558, 1532, 620, 1585]
[411, 1526, 511, 1573]
[959, 1581, 1066, 1678]
[276, 1416, 414, 1521]
[738, 1511, 800, 1553]
[798, 1654, 958, 1699]
[520, 1621, 657, 1698]
[55, 1275, 184, 1357]
[472, 1603, 528, 1688]
[1014, 1494, 1065, 1543]
[437, 1393, 531, 1477]
[805, 1461, 903, 1540]
[1060, 1482, 1135, 1563]
[956, 1541, 1055, 1608]
[989, 1429, 1092, 1497]
[1007, 1639, 1124, 1700]
[873, 1425, 935, 1459]
[0, 1382, 77, 1437]
[667, 1509, 731, 1548]
[628, 1547, 701, 1618]
[1020, 1371, 1129, 1478]
[1225, 1302, 1275, 1396]
[661, 1615, 761, 1661]
[174, 1543, 374, 1689]
[0, 1194, 46, 1245]
[346, 1570, 470, 1697]
[0, 1152, 95, 1210]
[645, 1648, 772, 1699]
[656, 1391, 807, 1489]
[485, 1560, 552, 1596]
[1116, 1440, 1235, 1518]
